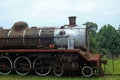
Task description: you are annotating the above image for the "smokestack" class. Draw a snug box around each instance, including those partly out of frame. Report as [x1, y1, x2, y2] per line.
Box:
[68, 16, 76, 26]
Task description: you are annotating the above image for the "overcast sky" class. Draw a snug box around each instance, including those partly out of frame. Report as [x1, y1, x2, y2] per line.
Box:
[0, 0, 120, 30]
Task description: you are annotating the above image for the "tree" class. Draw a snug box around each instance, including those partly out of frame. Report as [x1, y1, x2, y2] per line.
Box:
[83, 22, 98, 31]
[83, 22, 98, 53]
[97, 24, 120, 55]
[89, 30, 98, 53]
[118, 25, 120, 34]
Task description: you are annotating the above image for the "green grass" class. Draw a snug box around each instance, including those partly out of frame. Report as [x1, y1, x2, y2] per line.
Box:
[0, 75, 120, 80]
[103, 58, 120, 74]
[0, 59, 120, 80]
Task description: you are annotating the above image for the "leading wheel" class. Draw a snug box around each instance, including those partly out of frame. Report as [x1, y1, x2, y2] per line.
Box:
[82, 66, 93, 77]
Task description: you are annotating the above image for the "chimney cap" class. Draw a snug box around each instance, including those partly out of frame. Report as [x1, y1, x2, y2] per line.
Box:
[68, 16, 76, 18]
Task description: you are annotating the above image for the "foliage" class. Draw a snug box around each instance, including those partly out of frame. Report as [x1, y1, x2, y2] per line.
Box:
[83, 22, 98, 53]
[83, 22, 98, 31]
[118, 26, 120, 34]
[89, 30, 98, 53]
[83, 22, 120, 55]
[97, 24, 120, 55]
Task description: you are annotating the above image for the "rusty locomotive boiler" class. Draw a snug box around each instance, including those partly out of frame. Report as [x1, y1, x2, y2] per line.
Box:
[0, 16, 106, 77]
[0, 17, 88, 50]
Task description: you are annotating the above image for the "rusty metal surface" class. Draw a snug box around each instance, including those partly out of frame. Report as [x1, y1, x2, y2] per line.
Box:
[0, 49, 80, 53]
[12, 21, 28, 31]
[0, 48, 100, 62]
[0, 29, 9, 48]
[7, 29, 24, 47]
[0, 27, 55, 49]
[0, 18, 88, 50]
[40, 27, 55, 36]
[24, 28, 40, 48]
[40, 27, 55, 48]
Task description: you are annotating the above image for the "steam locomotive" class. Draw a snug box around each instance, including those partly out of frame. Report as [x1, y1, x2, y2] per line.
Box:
[0, 16, 105, 77]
